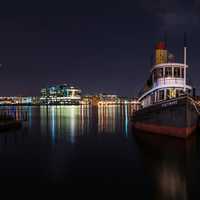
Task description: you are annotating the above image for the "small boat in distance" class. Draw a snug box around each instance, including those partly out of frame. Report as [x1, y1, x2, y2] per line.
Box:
[132, 38, 200, 138]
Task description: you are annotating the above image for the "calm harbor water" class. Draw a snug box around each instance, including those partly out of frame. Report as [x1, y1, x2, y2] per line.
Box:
[0, 105, 200, 198]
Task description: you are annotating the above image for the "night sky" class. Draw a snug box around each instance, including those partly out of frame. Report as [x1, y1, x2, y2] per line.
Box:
[0, 0, 199, 97]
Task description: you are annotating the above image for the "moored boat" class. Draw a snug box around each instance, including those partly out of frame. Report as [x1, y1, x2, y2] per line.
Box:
[132, 38, 200, 138]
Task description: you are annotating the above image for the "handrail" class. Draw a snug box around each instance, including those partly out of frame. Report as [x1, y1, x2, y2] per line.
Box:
[139, 85, 192, 101]
[151, 63, 188, 72]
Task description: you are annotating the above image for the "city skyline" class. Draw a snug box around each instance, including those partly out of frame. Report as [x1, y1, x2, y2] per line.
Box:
[0, 0, 199, 96]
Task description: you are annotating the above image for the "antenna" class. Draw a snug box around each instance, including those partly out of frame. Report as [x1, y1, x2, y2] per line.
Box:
[183, 32, 187, 92]
[184, 32, 187, 64]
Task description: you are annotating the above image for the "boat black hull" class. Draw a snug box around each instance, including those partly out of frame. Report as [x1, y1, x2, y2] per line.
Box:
[132, 96, 199, 138]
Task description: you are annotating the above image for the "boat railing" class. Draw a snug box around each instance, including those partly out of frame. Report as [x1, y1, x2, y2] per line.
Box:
[142, 94, 200, 116]
[154, 78, 184, 87]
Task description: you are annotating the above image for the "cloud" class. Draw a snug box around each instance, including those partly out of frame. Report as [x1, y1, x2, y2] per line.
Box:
[159, 12, 199, 29]
[139, 0, 200, 31]
[139, 0, 180, 14]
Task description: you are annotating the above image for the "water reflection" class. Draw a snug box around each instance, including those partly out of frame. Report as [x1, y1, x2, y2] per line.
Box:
[40, 105, 91, 144]
[124, 104, 128, 137]
[98, 105, 116, 133]
[0, 105, 32, 122]
[0, 104, 199, 194]
[51, 106, 56, 144]
[97, 105, 133, 136]
[39, 105, 134, 144]
[134, 131, 199, 200]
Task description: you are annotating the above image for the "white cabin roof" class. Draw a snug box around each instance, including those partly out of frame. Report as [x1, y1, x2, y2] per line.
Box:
[151, 63, 188, 72]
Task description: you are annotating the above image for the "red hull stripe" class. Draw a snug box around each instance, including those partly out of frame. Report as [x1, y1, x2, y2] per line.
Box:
[133, 122, 196, 138]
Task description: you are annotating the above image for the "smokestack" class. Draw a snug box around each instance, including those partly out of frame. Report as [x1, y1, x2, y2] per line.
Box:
[155, 41, 167, 64]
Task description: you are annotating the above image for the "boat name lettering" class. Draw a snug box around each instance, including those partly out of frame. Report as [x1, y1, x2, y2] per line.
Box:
[162, 100, 178, 107]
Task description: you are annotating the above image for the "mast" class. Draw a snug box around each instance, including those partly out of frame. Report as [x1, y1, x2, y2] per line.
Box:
[164, 32, 168, 62]
[184, 33, 187, 92]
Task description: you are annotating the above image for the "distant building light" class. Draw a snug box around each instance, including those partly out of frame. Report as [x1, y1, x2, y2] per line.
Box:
[40, 84, 82, 105]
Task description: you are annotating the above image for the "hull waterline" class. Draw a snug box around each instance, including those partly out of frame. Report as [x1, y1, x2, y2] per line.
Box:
[132, 96, 199, 138]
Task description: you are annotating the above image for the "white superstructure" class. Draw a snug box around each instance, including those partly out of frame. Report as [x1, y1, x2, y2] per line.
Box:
[139, 41, 192, 108]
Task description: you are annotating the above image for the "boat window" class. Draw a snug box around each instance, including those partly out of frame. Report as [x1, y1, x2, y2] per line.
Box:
[176, 89, 185, 97]
[166, 88, 176, 99]
[187, 89, 191, 95]
[174, 67, 180, 78]
[176, 89, 181, 97]
[165, 67, 172, 77]
[158, 90, 164, 101]
[181, 68, 184, 78]
[157, 68, 163, 78]
[179, 90, 185, 96]
[166, 89, 170, 100]
[150, 93, 155, 104]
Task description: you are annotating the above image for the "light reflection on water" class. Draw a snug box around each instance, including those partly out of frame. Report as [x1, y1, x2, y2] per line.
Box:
[39, 105, 132, 144]
[134, 132, 199, 200]
[40, 105, 91, 144]
[0, 105, 199, 198]
[0, 104, 134, 143]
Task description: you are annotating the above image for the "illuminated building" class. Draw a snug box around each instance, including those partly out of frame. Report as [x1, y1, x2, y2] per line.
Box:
[40, 84, 81, 105]
[31, 96, 40, 105]
[80, 93, 141, 107]
[80, 95, 94, 105]
[97, 94, 139, 106]
[0, 96, 32, 105]
[98, 94, 121, 106]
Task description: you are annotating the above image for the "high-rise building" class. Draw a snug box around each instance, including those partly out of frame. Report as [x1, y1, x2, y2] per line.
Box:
[40, 84, 81, 105]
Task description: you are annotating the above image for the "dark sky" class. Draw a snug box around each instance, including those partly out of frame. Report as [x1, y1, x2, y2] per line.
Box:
[0, 0, 199, 96]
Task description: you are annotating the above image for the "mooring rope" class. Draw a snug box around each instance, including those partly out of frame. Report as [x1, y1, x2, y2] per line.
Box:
[188, 96, 200, 115]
